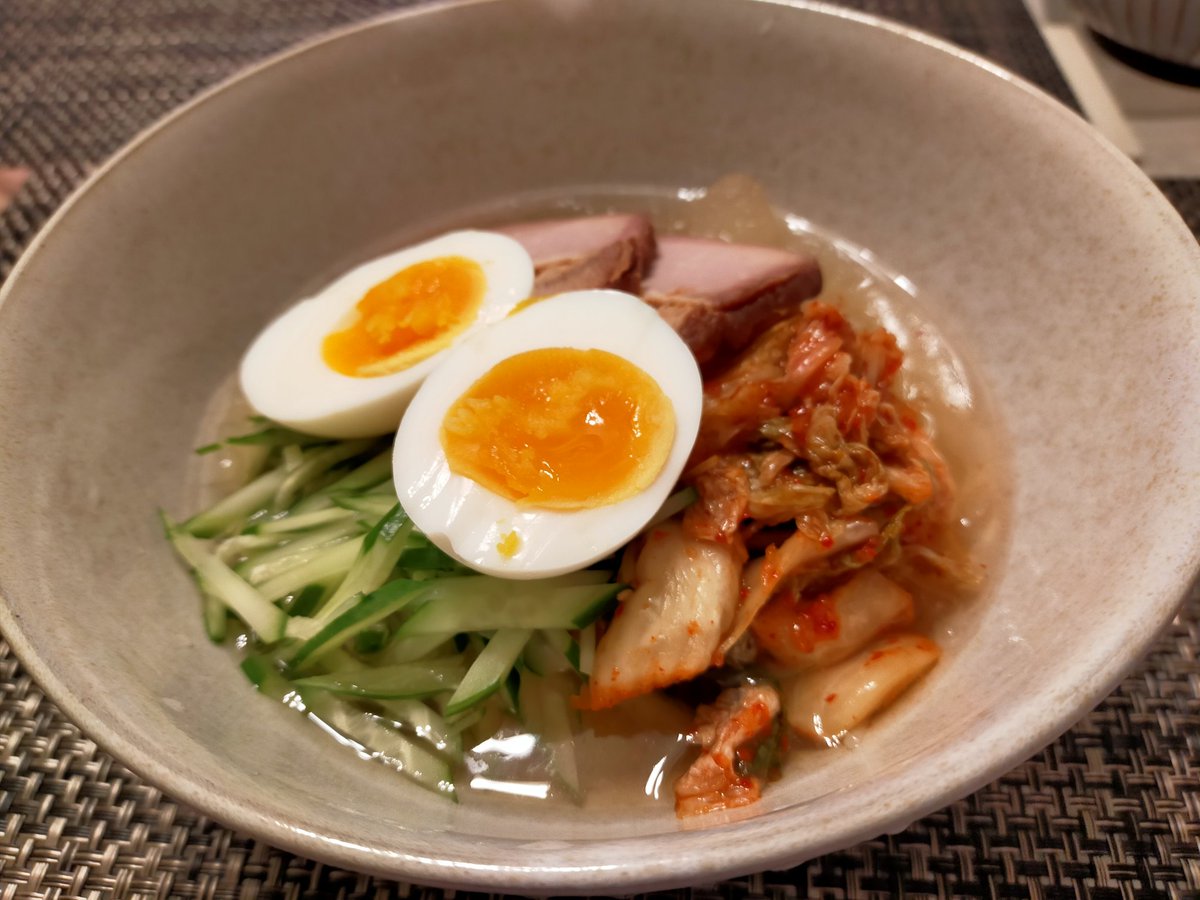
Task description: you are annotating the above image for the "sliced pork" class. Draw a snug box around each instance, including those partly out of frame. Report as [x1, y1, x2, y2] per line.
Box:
[497, 213, 655, 295]
[642, 236, 822, 365]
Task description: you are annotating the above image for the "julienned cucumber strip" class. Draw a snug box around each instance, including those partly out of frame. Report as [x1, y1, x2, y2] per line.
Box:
[166, 520, 286, 642]
[376, 634, 454, 665]
[443, 628, 532, 717]
[363, 503, 410, 552]
[287, 578, 431, 671]
[311, 505, 412, 619]
[216, 532, 287, 563]
[521, 630, 575, 677]
[396, 544, 465, 574]
[255, 507, 356, 535]
[288, 449, 393, 515]
[331, 494, 397, 521]
[378, 699, 462, 761]
[503, 667, 521, 716]
[352, 623, 389, 655]
[325, 449, 394, 493]
[184, 467, 287, 538]
[395, 580, 621, 638]
[221, 424, 331, 451]
[313, 697, 456, 799]
[256, 537, 362, 601]
[275, 439, 375, 510]
[241, 654, 294, 700]
[242, 655, 456, 799]
[519, 671, 582, 801]
[235, 520, 364, 585]
[443, 704, 486, 736]
[287, 583, 327, 617]
[292, 660, 465, 699]
[319, 647, 370, 674]
[202, 592, 227, 643]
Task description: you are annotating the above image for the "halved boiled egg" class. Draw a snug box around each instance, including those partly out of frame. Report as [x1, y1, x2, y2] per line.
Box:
[240, 231, 535, 438]
[393, 290, 703, 579]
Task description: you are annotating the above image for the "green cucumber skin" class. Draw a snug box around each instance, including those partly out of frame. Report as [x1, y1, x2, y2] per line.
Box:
[274, 439, 375, 510]
[323, 449, 393, 493]
[292, 661, 465, 700]
[235, 520, 364, 585]
[241, 656, 456, 799]
[167, 523, 286, 642]
[202, 592, 228, 643]
[255, 507, 357, 535]
[240, 655, 294, 701]
[361, 504, 409, 554]
[310, 506, 411, 621]
[331, 708, 457, 799]
[332, 494, 397, 520]
[184, 467, 286, 538]
[443, 628, 532, 718]
[378, 699, 463, 762]
[287, 579, 430, 672]
[255, 537, 363, 601]
[395, 583, 621, 638]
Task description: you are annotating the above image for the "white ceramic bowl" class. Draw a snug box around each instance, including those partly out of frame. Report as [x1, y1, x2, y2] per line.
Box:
[0, 1, 1198, 893]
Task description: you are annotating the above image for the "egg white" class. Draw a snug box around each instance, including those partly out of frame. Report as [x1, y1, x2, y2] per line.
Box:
[392, 290, 703, 579]
[239, 230, 534, 438]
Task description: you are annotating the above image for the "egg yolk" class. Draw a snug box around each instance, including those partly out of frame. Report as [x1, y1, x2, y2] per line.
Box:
[441, 348, 675, 510]
[496, 530, 522, 558]
[322, 256, 485, 378]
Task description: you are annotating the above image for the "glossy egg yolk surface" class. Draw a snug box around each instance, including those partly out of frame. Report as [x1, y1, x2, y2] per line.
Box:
[439, 348, 675, 510]
[322, 256, 485, 377]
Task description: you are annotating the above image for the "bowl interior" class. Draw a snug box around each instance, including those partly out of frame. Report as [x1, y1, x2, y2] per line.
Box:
[0, 0, 1198, 893]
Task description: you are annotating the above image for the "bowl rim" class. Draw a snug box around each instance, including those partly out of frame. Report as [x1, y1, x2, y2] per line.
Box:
[1, 0, 1198, 892]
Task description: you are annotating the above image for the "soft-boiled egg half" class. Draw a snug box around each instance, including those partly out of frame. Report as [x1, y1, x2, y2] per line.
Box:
[240, 231, 535, 437]
[393, 290, 703, 579]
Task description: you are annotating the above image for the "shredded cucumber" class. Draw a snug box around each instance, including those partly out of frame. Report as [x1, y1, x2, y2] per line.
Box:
[522, 630, 576, 677]
[395, 579, 620, 637]
[332, 493, 399, 521]
[184, 467, 286, 538]
[172, 429, 618, 805]
[311, 504, 412, 620]
[255, 507, 357, 535]
[293, 660, 465, 699]
[287, 578, 430, 671]
[519, 672, 583, 800]
[376, 634, 455, 665]
[235, 519, 364, 585]
[256, 536, 363, 602]
[275, 439, 375, 510]
[444, 628, 532, 717]
[216, 532, 287, 563]
[166, 518, 286, 642]
[288, 449, 393, 515]
[378, 699, 463, 761]
[316, 700, 457, 799]
[201, 586, 228, 643]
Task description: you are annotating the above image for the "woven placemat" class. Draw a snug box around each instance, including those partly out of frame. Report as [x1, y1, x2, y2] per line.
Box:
[2, 2, 1198, 897]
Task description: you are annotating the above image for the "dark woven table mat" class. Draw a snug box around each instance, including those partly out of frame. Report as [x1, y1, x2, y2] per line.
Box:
[2, 2, 1198, 897]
